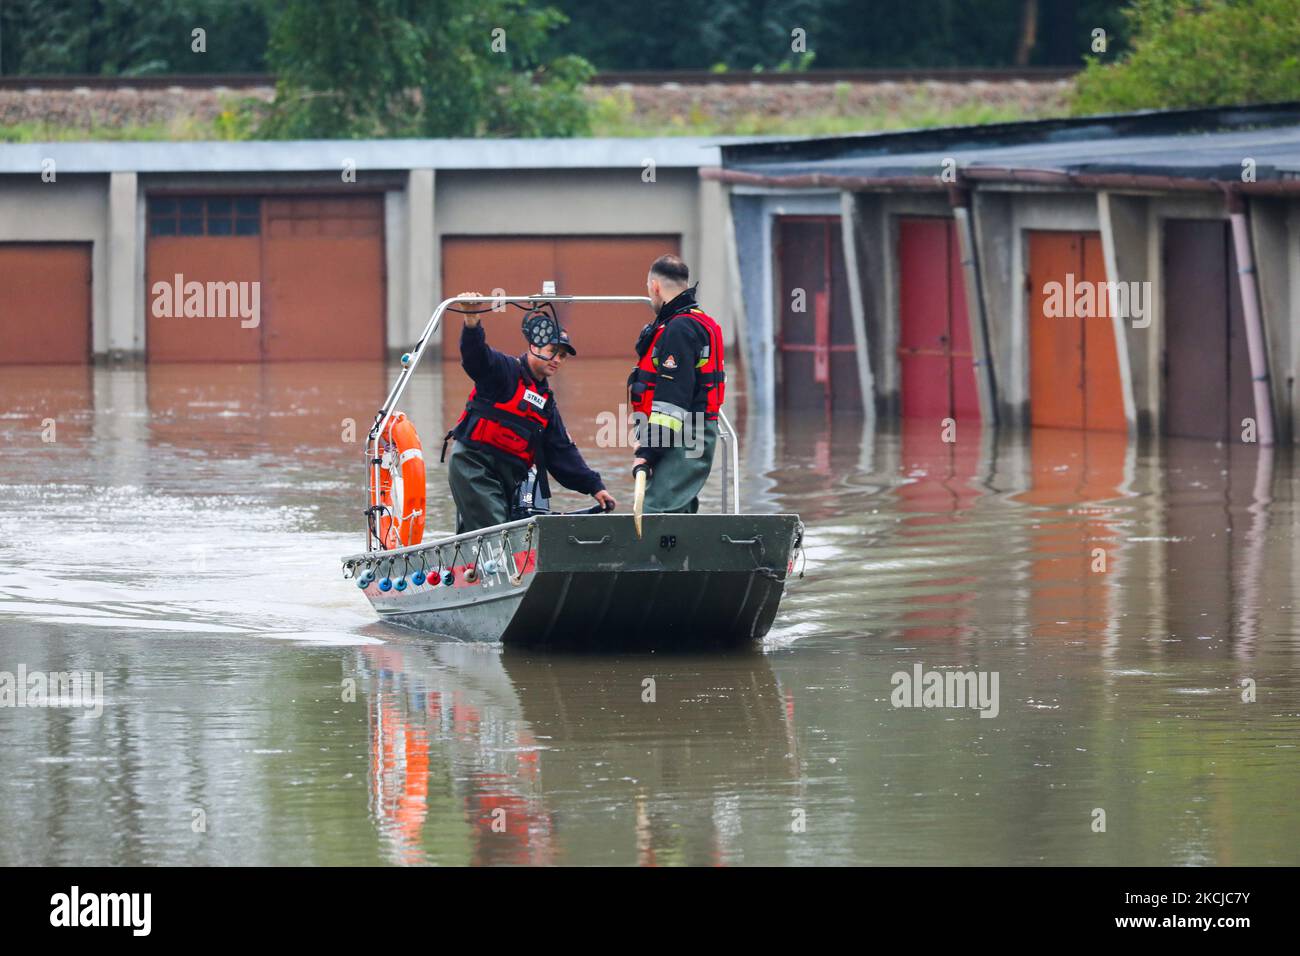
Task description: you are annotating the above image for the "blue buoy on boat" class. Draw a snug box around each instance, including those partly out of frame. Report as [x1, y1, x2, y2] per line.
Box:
[412, 570, 426, 586]
[394, 577, 408, 591]
[440, 570, 455, 587]
[378, 577, 393, 592]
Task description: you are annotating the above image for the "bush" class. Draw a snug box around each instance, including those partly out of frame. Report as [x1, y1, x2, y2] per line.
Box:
[1072, 0, 1300, 114]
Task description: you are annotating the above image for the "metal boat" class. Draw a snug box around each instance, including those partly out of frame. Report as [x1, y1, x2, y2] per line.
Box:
[341, 288, 804, 648]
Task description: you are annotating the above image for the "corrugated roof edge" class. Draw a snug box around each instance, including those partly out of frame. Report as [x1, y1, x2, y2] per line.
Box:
[719, 101, 1300, 166]
[0, 136, 785, 175]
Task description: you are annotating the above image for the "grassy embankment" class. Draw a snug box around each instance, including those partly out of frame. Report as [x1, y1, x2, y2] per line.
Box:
[1, 81, 1070, 142]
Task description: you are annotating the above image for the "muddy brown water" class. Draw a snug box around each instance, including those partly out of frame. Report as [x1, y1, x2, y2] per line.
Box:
[1, 360, 1297, 865]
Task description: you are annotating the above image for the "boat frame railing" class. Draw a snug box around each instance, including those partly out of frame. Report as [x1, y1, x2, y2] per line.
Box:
[365, 290, 741, 552]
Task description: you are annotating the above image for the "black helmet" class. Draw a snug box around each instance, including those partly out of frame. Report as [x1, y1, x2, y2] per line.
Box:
[522, 307, 577, 356]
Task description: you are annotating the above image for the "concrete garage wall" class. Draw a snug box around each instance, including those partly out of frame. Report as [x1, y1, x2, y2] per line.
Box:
[1250, 196, 1297, 444]
[696, 176, 733, 352]
[396, 168, 435, 350]
[848, 192, 889, 414]
[970, 190, 1017, 425]
[730, 193, 768, 410]
[0, 175, 109, 355]
[1284, 199, 1300, 445]
[1097, 191, 1150, 434]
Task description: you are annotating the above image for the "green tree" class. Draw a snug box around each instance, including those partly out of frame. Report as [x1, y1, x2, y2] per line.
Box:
[257, 0, 593, 138]
[1072, 0, 1300, 113]
[551, 0, 1132, 70]
[0, 0, 268, 75]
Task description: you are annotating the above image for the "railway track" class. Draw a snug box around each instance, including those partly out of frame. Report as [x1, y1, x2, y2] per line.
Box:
[0, 67, 1078, 92]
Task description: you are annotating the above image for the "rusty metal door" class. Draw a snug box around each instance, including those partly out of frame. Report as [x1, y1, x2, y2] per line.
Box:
[146, 196, 263, 363]
[1028, 230, 1125, 432]
[147, 194, 386, 362]
[897, 218, 978, 420]
[1164, 219, 1253, 441]
[775, 215, 859, 414]
[440, 235, 680, 359]
[0, 243, 91, 364]
[263, 196, 386, 361]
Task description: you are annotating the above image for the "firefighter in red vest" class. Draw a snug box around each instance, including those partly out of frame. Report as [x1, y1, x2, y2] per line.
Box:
[445, 295, 615, 533]
[628, 256, 726, 513]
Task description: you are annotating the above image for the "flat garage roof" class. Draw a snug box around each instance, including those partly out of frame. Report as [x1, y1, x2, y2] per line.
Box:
[0, 136, 777, 175]
[720, 102, 1300, 184]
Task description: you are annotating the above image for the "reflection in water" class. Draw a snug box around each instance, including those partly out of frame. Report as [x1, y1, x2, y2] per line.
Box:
[1015, 429, 1129, 645]
[354, 642, 794, 865]
[1, 362, 1298, 865]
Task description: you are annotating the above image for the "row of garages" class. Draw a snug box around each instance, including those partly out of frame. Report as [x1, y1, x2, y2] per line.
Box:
[5, 106, 1300, 444]
[717, 102, 1300, 443]
[0, 139, 732, 366]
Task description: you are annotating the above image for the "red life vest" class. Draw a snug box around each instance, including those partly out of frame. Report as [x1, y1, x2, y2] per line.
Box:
[628, 307, 726, 420]
[449, 371, 553, 467]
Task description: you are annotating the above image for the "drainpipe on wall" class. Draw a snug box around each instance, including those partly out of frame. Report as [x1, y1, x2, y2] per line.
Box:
[1225, 190, 1275, 447]
[948, 185, 999, 427]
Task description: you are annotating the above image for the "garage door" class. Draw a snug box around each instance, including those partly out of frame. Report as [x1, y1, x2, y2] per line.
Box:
[264, 197, 385, 361]
[1028, 231, 1125, 431]
[897, 218, 978, 420]
[774, 216, 861, 414]
[1163, 219, 1253, 440]
[440, 235, 679, 359]
[146, 194, 385, 362]
[0, 243, 91, 364]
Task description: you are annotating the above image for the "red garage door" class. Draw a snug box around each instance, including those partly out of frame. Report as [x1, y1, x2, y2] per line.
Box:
[0, 243, 91, 364]
[146, 194, 385, 362]
[441, 235, 680, 359]
[897, 218, 978, 420]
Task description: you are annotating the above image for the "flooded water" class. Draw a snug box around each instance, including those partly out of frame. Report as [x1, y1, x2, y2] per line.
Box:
[2, 359, 1298, 865]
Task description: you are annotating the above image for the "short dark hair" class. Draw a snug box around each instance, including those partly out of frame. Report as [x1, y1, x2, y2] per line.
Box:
[649, 254, 689, 285]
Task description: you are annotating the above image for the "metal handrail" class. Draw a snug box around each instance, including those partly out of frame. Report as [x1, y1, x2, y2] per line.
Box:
[365, 292, 741, 552]
[718, 409, 739, 515]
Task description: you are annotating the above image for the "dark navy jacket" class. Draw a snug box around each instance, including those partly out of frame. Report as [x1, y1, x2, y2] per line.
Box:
[453, 323, 605, 495]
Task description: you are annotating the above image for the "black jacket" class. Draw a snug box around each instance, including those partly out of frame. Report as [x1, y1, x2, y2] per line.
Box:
[634, 287, 712, 467]
[454, 323, 605, 495]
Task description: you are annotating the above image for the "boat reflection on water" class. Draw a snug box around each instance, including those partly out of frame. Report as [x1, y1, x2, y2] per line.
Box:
[352, 640, 798, 865]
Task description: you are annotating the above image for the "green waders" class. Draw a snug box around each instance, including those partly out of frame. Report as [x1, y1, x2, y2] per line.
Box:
[447, 440, 527, 533]
[643, 418, 719, 514]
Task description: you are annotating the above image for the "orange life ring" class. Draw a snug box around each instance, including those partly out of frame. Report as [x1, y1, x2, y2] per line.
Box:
[372, 412, 426, 549]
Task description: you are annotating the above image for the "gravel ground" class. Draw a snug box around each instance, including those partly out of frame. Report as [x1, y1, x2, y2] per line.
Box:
[598, 78, 1071, 126]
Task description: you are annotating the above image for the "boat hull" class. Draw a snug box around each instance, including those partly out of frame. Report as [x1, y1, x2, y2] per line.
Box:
[344, 513, 802, 649]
